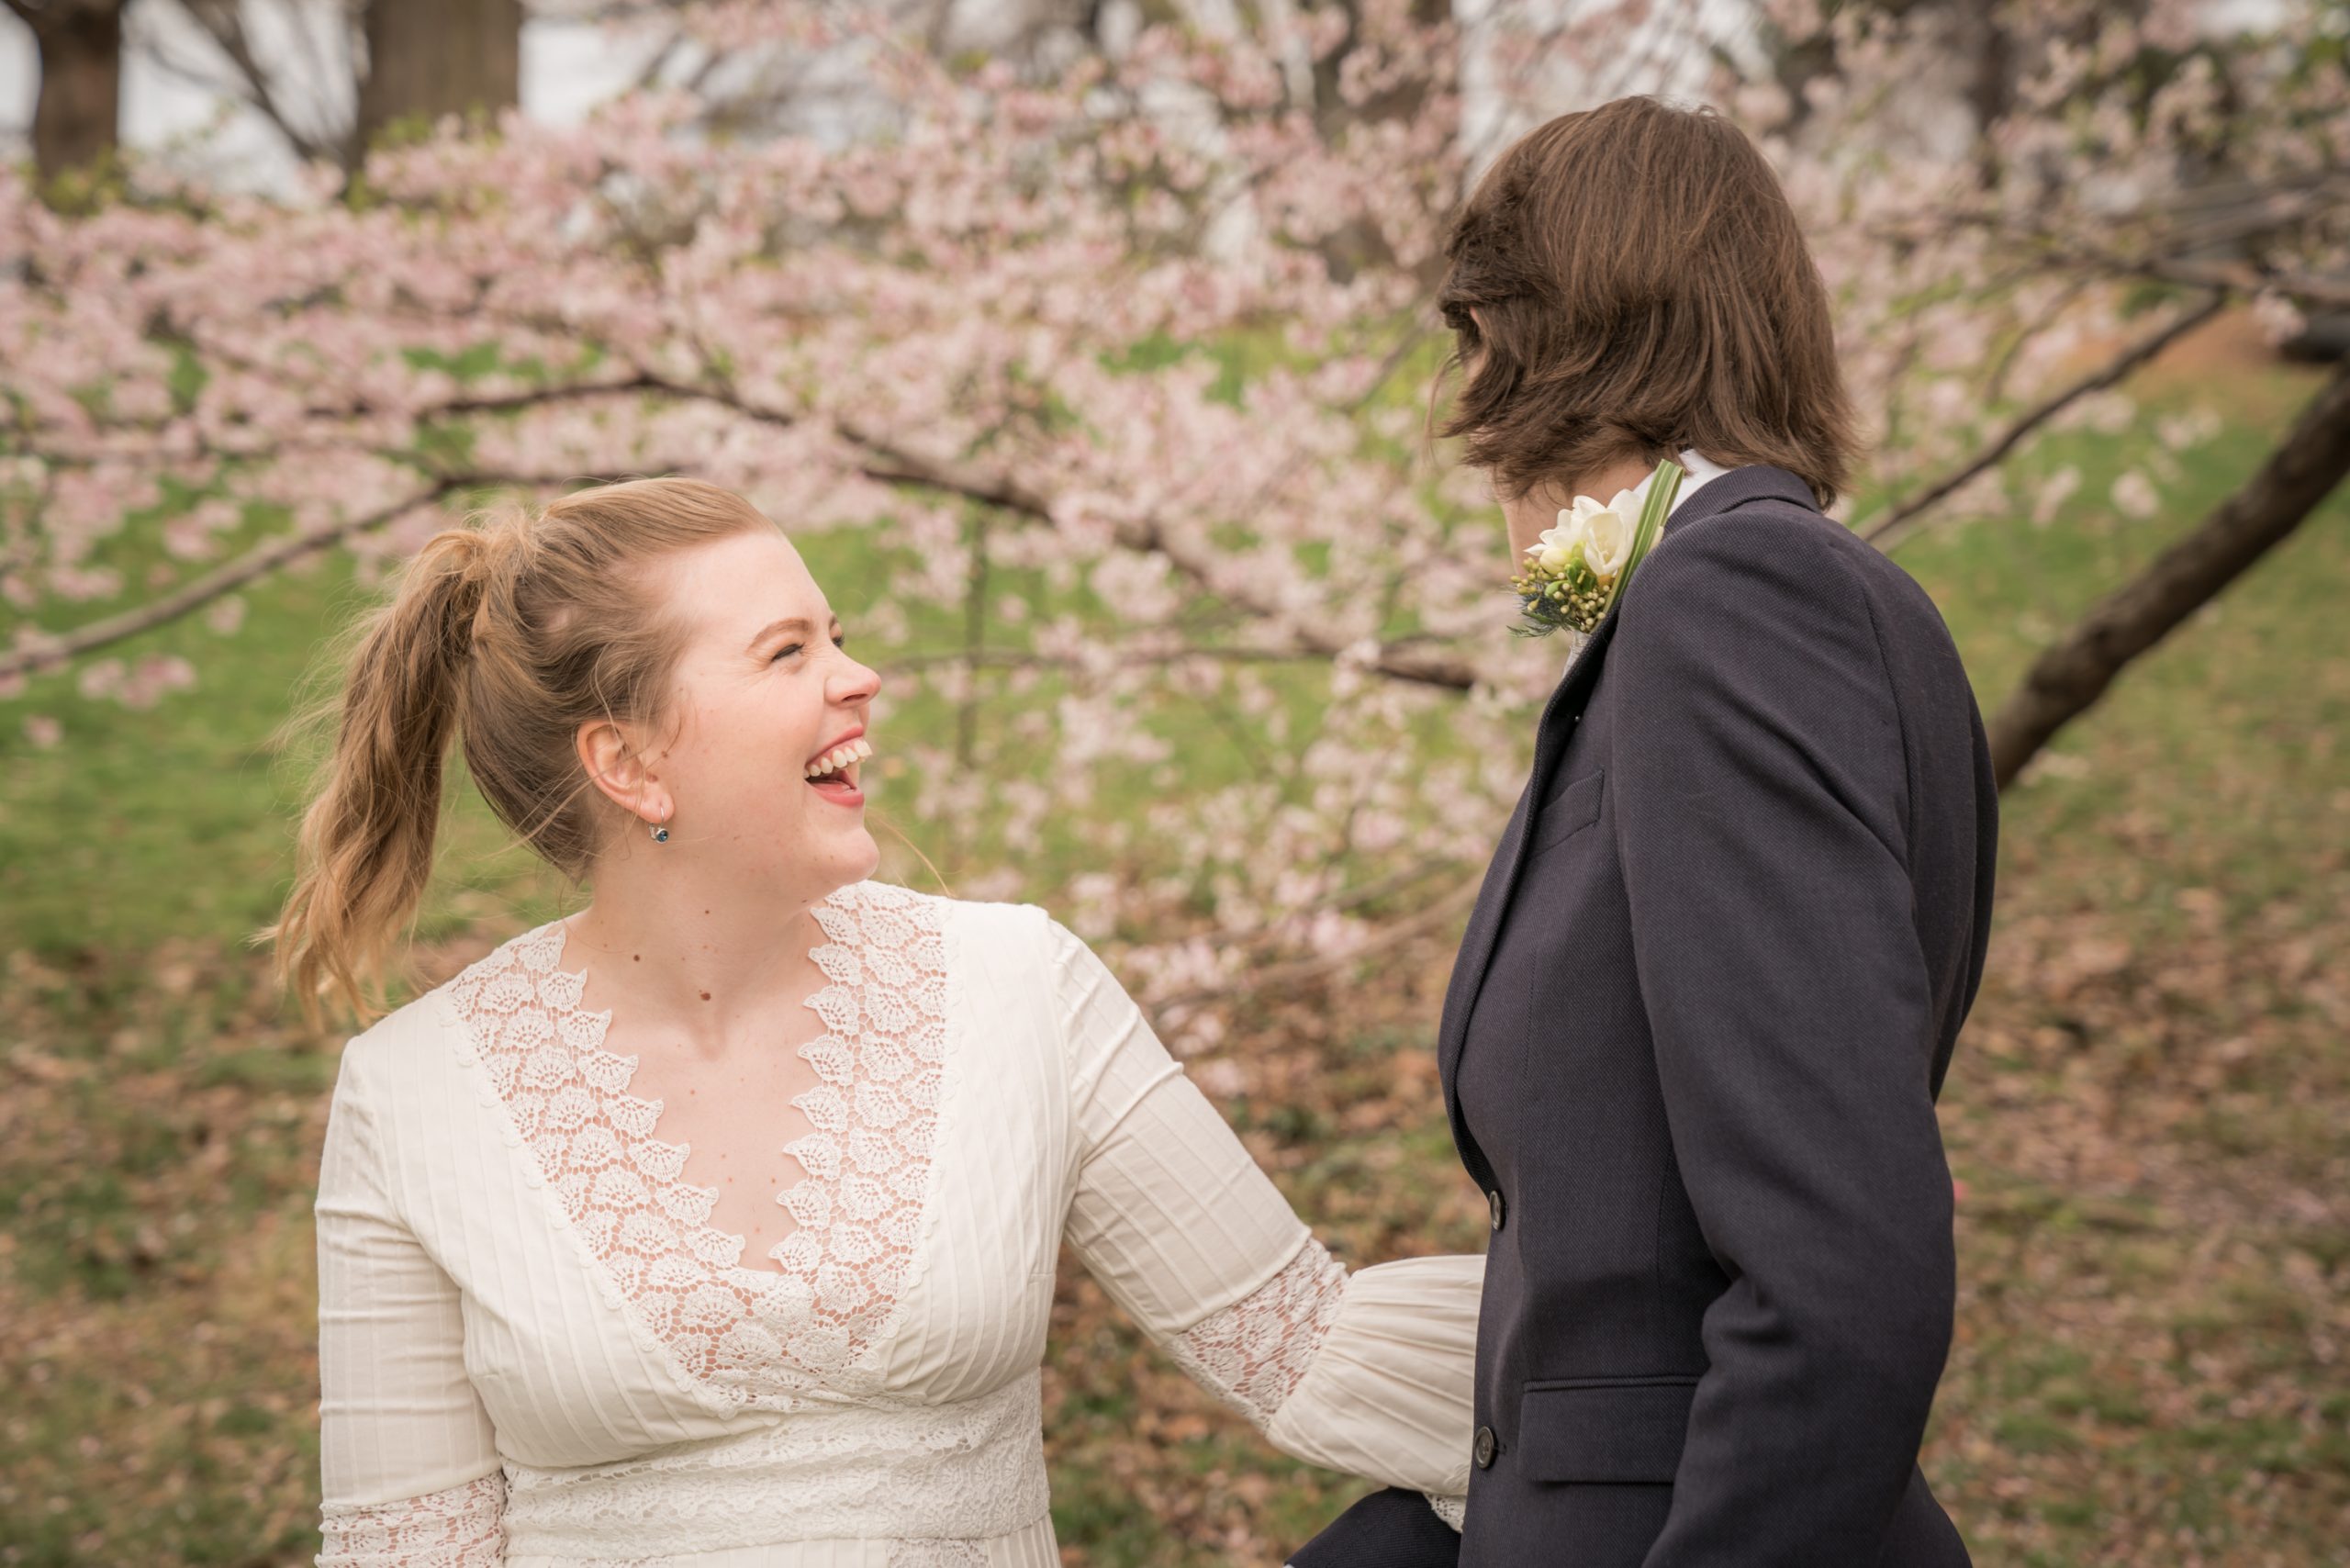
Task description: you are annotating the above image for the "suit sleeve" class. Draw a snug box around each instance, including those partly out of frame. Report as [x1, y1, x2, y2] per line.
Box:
[1605, 517, 1957, 1567]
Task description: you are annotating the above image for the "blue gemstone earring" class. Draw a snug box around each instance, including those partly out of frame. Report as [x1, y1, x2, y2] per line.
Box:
[649, 810, 671, 844]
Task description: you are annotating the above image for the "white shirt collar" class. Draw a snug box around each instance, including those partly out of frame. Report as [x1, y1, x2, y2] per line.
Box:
[1630, 446, 1731, 521]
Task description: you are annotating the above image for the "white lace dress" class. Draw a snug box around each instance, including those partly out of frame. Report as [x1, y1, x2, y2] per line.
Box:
[314, 879, 1482, 1566]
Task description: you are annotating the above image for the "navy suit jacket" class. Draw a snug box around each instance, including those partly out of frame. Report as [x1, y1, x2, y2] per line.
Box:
[1296, 464, 1994, 1568]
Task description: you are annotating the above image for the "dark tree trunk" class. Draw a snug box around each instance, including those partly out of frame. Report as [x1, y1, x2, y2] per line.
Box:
[1987, 360, 2350, 787]
[1953, 0, 2015, 186]
[353, 0, 525, 162]
[8, 0, 124, 181]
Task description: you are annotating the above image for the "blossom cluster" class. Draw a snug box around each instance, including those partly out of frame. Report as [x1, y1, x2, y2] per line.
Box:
[2, 0, 2340, 1036]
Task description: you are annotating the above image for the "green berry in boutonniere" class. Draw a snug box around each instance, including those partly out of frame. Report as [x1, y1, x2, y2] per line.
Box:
[1508, 458, 1684, 638]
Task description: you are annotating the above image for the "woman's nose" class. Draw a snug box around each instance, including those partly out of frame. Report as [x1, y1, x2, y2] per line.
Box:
[831, 653, 881, 707]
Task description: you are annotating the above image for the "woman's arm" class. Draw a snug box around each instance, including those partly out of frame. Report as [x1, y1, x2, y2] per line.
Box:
[1046, 917, 1479, 1517]
[315, 1048, 506, 1566]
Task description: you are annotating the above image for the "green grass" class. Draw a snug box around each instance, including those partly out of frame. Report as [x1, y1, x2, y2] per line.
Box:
[3, 356, 2346, 1564]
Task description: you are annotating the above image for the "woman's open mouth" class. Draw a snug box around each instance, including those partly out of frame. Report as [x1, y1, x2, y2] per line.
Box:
[805, 735, 872, 806]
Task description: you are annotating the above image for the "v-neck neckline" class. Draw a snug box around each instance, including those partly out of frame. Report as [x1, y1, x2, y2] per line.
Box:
[542, 907, 836, 1282]
[437, 879, 958, 1406]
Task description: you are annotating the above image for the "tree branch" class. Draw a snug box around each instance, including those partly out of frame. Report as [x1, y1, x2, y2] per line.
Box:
[846, 423, 1483, 690]
[1988, 359, 2350, 787]
[1146, 868, 1483, 1024]
[2117, 255, 2350, 312]
[1859, 292, 2229, 552]
[144, 0, 348, 167]
[879, 645, 1365, 674]
[1984, 274, 2092, 406]
[1869, 173, 2350, 311]
[2, 486, 455, 682]
[16, 338, 1486, 693]
[0, 469, 636, 681]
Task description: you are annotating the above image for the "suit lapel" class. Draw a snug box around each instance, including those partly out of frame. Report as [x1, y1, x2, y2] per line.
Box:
[1436, 612, 1619, 1187]
[1435, 463, 1820, 1188]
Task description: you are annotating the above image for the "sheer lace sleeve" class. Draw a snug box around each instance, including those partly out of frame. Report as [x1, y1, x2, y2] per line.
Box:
[318, 1475, 505, 1567]
[315, 1047, 506, 1566]
[1046, 918, 1481, 1499]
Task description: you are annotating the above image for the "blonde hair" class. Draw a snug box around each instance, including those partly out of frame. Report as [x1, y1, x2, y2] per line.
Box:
[263, 476, 775, 1031]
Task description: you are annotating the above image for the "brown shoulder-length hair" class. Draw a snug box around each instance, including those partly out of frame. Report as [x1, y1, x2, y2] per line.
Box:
[1435, 95, 1860, 510]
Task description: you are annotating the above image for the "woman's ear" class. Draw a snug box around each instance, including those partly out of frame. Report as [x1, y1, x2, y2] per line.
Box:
[576, 717, 666, 824]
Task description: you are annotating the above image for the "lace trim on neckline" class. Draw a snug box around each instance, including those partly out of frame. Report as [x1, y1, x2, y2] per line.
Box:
[442, 879, 952, 1407]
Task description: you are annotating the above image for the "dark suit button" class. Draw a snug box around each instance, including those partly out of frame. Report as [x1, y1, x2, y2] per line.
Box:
[1488, 1188, 1505, 1232]
[1473, 1426, 1497, 1469]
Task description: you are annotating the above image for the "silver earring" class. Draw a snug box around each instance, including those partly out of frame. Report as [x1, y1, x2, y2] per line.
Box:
[649, 811, 671, 844]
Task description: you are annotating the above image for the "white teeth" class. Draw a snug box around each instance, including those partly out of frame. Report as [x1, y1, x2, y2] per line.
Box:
[805, 737, 875, 781]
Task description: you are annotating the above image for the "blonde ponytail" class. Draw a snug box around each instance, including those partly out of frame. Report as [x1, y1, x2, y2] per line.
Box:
[264, 525, 490, 1030]
[261, 478, 774, 1033]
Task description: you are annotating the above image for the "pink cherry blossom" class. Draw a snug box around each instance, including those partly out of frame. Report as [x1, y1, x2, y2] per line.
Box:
[3, 0, 2337, 1021]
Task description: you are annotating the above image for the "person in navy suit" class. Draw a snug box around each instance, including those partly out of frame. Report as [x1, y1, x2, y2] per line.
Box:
[1292, 95, 1996, 1568]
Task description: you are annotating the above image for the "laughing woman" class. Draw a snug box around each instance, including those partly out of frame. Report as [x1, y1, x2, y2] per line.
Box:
[270, 476, 1479, 1567]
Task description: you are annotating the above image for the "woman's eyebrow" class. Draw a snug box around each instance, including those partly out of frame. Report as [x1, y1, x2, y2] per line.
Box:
[745, 616, 815, 652]
[742, 610, 845, 648]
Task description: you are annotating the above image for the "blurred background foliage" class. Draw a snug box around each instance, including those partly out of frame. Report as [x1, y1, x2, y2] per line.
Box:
[4, 0, 2347, 1563]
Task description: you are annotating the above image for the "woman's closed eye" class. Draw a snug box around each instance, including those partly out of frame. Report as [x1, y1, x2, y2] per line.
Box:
[771, 633, 847, 664]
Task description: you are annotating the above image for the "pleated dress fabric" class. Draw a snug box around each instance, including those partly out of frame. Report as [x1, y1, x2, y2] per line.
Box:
[314, 879, 1482, 1566]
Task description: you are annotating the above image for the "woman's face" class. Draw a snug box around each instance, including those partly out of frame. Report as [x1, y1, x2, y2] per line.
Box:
[595, 526, 883, 898]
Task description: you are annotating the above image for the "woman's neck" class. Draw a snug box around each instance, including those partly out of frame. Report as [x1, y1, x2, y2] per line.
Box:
[557, 871, 838, 1060]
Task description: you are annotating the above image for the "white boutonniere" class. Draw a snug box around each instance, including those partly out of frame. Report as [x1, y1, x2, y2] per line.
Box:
[1509, 458, 1683, 638]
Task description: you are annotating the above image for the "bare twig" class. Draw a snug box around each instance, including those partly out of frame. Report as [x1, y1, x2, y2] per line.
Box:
[1984, 275, 2092, 406]
[1988, 359, 2350, 787]
[1859, 293, 2228, 552]
[0, 469, 635, 681]
[3, 485, 459, 682]
[148, 0, 350, 167]
[1146, 869, 1483, 1022]
[878, 645, 1374, 675]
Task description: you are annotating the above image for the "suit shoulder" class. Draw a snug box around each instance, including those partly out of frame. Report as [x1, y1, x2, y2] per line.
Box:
[1621, 497, 1874, 642]
[1658, 494, 1874, 577]
[1637, 497, 1954, 652]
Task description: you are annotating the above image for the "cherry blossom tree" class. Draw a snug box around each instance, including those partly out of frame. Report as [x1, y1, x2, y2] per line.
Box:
[4, 0, 2343, 1033]
[1736, 0, 2350, 783]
